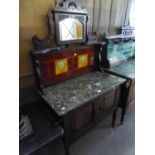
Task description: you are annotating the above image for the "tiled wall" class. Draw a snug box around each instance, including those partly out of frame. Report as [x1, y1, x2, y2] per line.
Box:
[107, 41, 135, 64]
[33, 47, 95, 87]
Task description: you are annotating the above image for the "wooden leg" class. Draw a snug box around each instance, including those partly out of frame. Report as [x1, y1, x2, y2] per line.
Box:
[62, 113, 74, 155]
[64, 145, 70, 155]
[120, 80, 133, 125]
[120, 109, 125, 125]
[62, 136, 70, 155]
[120, 101, 129, 125]
[112, 109, 118, 128]
[112, 111, 116, 128]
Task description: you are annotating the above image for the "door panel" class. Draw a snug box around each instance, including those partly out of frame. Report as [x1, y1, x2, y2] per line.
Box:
[104, 88, 116, 113]
[94, 88, 116, 121]
[75, 104, 93, 131]
[94, 95, 105, 121]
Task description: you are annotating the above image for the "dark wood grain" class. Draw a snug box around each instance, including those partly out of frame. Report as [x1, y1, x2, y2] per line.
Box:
[75, 104, 93, 131]
[104, 88, 116, 113]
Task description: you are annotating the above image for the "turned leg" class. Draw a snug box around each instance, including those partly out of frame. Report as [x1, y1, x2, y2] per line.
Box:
[112, 106, 118, 128]
[112, 111, 116, 128]
[120, 80, 132, 125]
[62, 114, 72, 155]
[64, 145, 70, 155]
[120, 108, 126, 125]
[62, 137, 70, 155]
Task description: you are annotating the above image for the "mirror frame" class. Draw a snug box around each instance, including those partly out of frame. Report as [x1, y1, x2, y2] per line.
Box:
[53, 0, 88, 45]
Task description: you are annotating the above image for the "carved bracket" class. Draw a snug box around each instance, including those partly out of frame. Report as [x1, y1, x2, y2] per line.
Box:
[32, 12, 56, 50]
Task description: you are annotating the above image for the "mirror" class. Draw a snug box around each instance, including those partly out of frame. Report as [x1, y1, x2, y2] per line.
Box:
[31, 0, 89, 49]
[54, 0, 88, 45]
[59, 18, 83, 41]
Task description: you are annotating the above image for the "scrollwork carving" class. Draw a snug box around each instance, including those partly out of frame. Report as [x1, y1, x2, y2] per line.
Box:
[32, 12, 56, 50]
[54, 0, 87, 14]
[32, 0, 88, 49]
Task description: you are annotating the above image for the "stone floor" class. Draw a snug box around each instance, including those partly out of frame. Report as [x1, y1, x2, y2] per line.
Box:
[34, 104, 135, 155]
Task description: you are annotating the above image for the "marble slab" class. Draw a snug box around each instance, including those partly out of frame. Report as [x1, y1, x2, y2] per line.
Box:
[40, 71, 126, 116]
[106, 34, 135, 40]
[106, 59, 135, 80]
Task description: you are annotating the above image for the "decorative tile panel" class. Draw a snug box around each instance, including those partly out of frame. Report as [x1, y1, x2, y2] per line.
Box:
[34, 47, 96, 87]
[78, 54, 88, 68]
[55, 58, 68, 75]
[107, 41, 135, 64]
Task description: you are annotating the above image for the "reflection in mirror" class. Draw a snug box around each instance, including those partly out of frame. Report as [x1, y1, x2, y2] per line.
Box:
[59, 18, 83, 41]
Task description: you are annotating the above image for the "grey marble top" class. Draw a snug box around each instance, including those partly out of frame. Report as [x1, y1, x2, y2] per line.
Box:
[86, 40, 106, 46]
[41, 71, 126, 116]
[106, 59, 135, 80]
[106, 34, 135, 40]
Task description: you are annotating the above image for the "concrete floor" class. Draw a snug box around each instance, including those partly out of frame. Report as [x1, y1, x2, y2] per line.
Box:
[35, 104, 135, 155]
[71, 104, 135, 155]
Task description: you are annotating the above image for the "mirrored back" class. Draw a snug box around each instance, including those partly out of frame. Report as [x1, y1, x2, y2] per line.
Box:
[53, 0, 88, 45]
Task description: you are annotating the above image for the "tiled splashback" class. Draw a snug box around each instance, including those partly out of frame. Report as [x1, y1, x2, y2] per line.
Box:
[34, 47, 95, 87]
[107, 41, 135, 64]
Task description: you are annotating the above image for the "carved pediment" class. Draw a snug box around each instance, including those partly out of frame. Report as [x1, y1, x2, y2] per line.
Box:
[54, 0, 87, 14]
[32, 0, 88, 50]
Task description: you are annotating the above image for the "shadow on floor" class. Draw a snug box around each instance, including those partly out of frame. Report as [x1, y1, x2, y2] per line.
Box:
[71, 104, 135, 155]
[33, 104, 135, 155]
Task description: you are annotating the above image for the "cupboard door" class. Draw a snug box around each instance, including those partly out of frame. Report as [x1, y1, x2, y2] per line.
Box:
[94, 88, 116, 121]
[103, 88, 116, 114]
[75, 104, 93, 131]
[94, 95, 105, 121]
